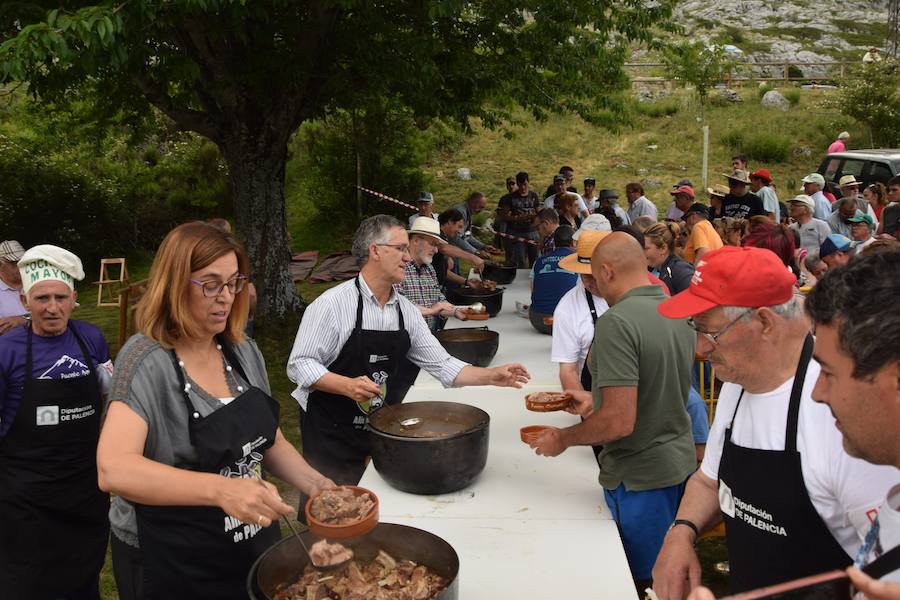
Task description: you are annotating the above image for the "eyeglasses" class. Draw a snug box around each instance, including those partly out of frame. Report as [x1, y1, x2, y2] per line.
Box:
[190, 275, 247, 298]
[687, 309, 752, 346]
[376, 243, 411, 255]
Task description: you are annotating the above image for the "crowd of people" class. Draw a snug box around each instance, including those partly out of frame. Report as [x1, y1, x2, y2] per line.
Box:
[0, 154, 898, 599]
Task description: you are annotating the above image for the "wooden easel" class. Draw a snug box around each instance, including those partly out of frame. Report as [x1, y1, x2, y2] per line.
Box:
[96, 258, 129, 307]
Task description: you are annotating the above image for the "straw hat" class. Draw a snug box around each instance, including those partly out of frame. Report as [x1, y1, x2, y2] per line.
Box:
[559, 230, 611, 274]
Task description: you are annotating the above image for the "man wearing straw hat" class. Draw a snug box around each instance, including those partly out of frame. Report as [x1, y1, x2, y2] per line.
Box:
[0, 244, 113, 599]
[721, 170, 766, 220]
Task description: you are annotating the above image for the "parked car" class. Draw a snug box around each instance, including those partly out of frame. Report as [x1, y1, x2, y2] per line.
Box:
[818, 149, 900, 195]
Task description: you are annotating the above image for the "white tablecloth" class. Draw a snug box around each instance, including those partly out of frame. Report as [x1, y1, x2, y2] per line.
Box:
[359, 272, 638, 599]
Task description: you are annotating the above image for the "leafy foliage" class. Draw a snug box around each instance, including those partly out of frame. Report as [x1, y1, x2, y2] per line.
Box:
[662, 41, 736, 118]
[834, 63, 900, 147]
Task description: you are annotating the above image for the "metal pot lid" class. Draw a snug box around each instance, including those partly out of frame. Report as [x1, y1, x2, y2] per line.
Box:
[368, 401, 489, 439]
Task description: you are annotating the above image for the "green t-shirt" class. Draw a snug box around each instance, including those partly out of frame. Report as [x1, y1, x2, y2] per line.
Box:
[589, 285, 696, 491]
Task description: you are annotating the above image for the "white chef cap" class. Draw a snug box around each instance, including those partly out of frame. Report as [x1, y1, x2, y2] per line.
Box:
[18, 244, 85, 295]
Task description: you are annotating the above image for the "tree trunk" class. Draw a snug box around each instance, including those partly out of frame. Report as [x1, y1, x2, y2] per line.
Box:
[223, 142, 302, 324]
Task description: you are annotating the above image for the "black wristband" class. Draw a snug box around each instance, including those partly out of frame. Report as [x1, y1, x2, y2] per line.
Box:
[670, 519, 699, 540]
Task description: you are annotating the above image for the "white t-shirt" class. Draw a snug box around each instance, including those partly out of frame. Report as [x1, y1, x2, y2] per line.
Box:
[627, 196, 659, 222]
[665, 201, 684, 221]
[543, 193, 588, 214]
[858, 484, 900, 583]
[701, 359, 900, 558]
[550, 280, 609, 372]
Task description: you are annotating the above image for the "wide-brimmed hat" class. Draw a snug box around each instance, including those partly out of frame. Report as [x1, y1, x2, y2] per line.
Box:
[724, 170, 751, 184]
[559, 230, 611, 274]
[599, 189, 619, 200]
[838, 174, 860, 187]
[409, 217, 446, 244]
[707, 184, 729, 198]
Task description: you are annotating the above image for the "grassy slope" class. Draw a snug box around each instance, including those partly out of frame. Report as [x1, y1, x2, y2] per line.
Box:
[78, 85, 850, 597]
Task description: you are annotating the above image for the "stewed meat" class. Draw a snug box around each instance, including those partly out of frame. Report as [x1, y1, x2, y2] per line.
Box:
[309, 539, 353, 567]
[310, 488, 374, 525]
[272, 550, 448, 600]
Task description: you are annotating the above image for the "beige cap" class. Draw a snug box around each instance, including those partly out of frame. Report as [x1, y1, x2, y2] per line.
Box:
[789, 194, 815, 210]
[838, 174, 860, 187]
[18, 244, 84, 294]
[572, 214, 612, 240]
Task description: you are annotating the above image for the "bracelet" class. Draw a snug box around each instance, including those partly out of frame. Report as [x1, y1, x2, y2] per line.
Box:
[669, 519, 699, 540]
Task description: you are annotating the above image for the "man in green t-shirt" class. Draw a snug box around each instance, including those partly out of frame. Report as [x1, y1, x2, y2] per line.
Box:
[530, 232, 697, 590]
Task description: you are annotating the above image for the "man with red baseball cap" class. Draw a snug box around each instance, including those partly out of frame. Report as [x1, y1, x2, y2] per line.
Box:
[749, 168, 780, 222]
[651, 246, 899, 599]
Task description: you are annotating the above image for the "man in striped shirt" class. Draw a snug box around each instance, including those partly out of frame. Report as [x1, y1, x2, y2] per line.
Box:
[287, 215, 530, 489]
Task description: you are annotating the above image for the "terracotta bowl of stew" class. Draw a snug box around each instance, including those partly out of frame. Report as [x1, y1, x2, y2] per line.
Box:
[304, 485, 379, 540]
[524, 392, 572, 412]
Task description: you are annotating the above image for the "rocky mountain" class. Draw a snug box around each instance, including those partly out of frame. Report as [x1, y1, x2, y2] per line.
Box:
[666, 0, 891, 77]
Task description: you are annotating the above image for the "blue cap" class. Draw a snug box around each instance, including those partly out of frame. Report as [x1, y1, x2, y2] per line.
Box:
[819, 234, 855, 258]
[417, 191, 434, 203]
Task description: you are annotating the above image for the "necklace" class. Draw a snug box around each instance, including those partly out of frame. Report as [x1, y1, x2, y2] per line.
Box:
[176, 343, 244, 397]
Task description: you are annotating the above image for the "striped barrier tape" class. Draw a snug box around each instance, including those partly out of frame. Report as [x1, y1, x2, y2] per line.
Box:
[356, 186, 418, 211]
[472, 225, 539, 246]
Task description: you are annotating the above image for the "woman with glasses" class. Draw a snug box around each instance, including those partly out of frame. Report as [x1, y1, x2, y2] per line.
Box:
[97, 222, 334, 600]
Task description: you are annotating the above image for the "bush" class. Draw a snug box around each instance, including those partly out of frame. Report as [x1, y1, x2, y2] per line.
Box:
[834, 64, 900, 147]
[634, 99, 680, 118]
[788, 64, 804, 79]
[720, 130, 790, 163]
[782, 88, 801, 106]
[757, 83, 775, 99]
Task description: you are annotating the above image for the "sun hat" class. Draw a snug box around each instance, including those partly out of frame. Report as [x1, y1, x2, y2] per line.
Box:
[707, 184, 729, 198]
[724, 170, 751, 184]
[559, 230, 611, 274]
[409, 217, 446, 244]
[838, 175, 860, 187]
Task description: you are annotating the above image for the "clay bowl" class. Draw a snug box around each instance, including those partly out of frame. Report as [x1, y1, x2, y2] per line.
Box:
[525, 392, 572, 413]
[304, 485, 379, 540]
[520, 425, 551, 445]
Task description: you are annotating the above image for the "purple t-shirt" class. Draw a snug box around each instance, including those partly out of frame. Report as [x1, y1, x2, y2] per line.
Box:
[0, 320, 113, 437]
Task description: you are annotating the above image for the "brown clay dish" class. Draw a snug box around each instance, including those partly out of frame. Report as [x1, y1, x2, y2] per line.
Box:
[520, 425, 551, 445]
[525, 391, 572, 412]
[465, 311, 489, 321]
[304, 486, 379, 540]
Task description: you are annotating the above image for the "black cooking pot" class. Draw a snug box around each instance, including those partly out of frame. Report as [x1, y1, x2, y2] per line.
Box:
[434, 327, 499, 367]
[247, 523, 459, 600]
[445, 286, 504, 317]
[482, 262, 517, 285]
[368, 401, 489, 495]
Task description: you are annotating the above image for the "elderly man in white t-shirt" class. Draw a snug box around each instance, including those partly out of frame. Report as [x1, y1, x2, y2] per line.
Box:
[651, 246, 900, 600]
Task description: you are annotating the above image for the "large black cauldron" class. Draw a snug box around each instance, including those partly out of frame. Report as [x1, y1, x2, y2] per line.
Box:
[445, 286, 504, 317]
[247, 523, 459, 600]
[481, 262, 517, 285]
[368, 401, 489, 495]
[434, 327, 499, 367]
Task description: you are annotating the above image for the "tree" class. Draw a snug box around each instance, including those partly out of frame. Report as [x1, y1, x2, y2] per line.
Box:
[662, 41, 735, 119]
[1, 0, 675, 322]
[835, 62, 900, 147]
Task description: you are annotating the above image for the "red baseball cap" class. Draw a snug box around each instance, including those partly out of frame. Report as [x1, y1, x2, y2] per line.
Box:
[658, 246, 796, 318]
[750, 169, 773, 183]
[668, 185, 695, 198]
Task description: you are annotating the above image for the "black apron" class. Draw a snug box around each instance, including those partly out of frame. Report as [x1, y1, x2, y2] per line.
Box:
[300, 279, 413, 488]
[0, 324, 109, 599]
[135, 341, 281, 600]
[863, 543, 900, 580]
[580, 289, 600, 391]
[580, 290, 604, 468]
[718, 334, 851, 593]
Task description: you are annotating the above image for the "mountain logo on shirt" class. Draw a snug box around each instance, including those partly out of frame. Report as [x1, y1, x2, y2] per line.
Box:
[39, 355, 90, 380]
[719, 481, 736, 518]
[35, 405, 59, 426]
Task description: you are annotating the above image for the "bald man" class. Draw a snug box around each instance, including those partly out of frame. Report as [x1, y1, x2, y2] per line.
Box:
[530, 232, 697, 591]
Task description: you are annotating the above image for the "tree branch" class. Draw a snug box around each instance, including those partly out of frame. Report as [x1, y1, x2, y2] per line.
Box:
[132, 72, 220, 143]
